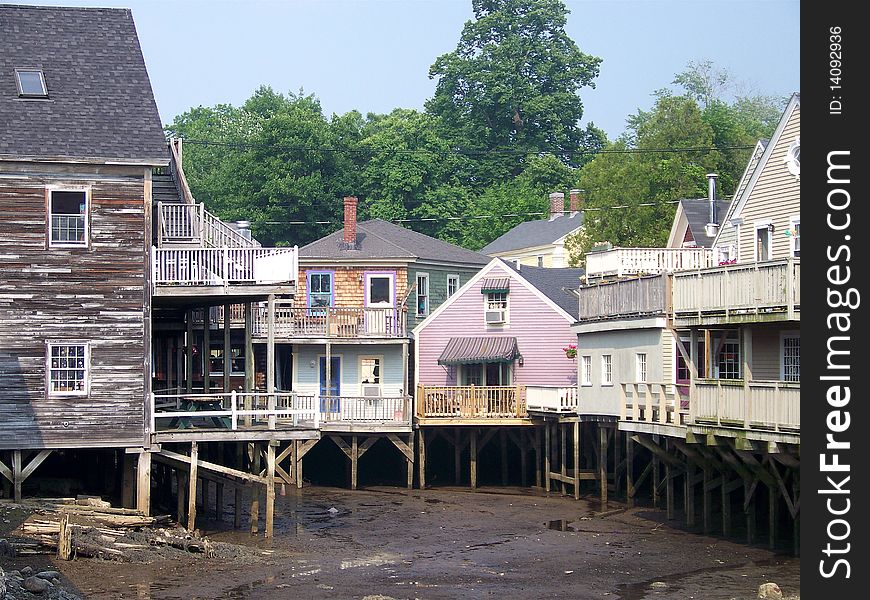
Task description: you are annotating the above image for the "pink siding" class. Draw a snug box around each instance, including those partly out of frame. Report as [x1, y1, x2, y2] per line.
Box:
[417, 263, 577, 387]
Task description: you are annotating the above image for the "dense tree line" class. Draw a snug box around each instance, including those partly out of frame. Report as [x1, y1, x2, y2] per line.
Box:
[165, 0, 785, 257]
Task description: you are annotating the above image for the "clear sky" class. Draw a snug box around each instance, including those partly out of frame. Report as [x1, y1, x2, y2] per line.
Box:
[20, 0, 799, 140]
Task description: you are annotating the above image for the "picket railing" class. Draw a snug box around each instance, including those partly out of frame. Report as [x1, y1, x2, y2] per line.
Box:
[152, 246, 298, 287]
[416, 385, 527, 419]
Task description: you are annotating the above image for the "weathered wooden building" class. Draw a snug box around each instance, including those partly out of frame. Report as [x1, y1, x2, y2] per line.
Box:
[1, 4, 169, 497]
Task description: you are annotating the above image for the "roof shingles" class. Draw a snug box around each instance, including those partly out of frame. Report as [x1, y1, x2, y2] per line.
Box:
[0, 4, 168, 163]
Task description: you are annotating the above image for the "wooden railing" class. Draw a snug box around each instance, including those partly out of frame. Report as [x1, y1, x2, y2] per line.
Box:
[152, 246, 298, 287]
[619, 382, 689, 426]
[251, 305, 407, 338]
[151, 390, 319, 432]
[577, 274, 670, 322]
[157, 202, 260, 249]
[416, 385, 527, 419]
[525, 386, 579, 413]
[690, 379, 800, 432]
[295, 395, 411, 425]
[672, 258, 800, 320]
[585, 247, 713, 279]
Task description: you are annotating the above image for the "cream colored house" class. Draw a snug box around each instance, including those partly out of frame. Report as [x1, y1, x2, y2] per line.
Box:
[481, 191, 583, 267]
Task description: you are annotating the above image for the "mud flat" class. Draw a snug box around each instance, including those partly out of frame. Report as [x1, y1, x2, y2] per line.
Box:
[1, 486, 799, 599]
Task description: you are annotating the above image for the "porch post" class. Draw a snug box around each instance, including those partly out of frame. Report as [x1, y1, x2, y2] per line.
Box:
[203, 305, 211, 393]
[223, 302, 232, 393]
[185, 311, 194, 394]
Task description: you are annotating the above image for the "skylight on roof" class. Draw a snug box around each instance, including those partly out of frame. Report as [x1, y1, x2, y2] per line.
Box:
[15, 69, 48, 98]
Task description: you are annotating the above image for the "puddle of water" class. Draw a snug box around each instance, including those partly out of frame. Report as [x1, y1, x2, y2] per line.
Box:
[545, 519, 578, 532]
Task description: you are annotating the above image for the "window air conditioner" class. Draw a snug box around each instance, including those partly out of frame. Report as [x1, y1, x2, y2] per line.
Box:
[362, 384, 381, 398]
[485, 309, 506, 324]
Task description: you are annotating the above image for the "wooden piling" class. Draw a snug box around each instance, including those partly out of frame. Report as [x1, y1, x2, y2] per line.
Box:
[351, 436, 359, 491]
[187, 442, 198, 531]
[250, 443, 260, 534]
[685, 462, 696, 527]
[534, 426, 542, 489]
[721, 474, 732, 537]
[625, 434, 634, 508]
[406, 432, 415, 490]
[501, 429, 509, 487]
[573, 421, 580, 500]
[544, 423, 551, 492]
[454, 428, 462, 484]
[419, 429, 427, 489]
[137, 451, 152, 516]
[176, 469, 186, 525]
[265, 443, 276, 538]
[598, 426, 608, 506]
[470, 428, 478, 489]
[560, 424, 567, 496]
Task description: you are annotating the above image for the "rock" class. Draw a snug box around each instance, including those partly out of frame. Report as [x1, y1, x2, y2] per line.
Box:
[36, 570, 61, 581]
[0, 537, 15, 557]
[758, 582, 783, 599]
[21, 565, 33, 577]
[24, 575, 52, 594]
[650, 581, 668, 589]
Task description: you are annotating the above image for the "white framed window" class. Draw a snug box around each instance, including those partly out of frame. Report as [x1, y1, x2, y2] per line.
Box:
[460, 362, 511, 386]
[484, 291, 508, 325]
[580, 355, 592, 386]
[784, 136, 800, 178]
[365, 272, 395, 307]
[601, 354, 612, 386]
[716, 337, 741, 380]
[754, 221, 772, 261]
[416, 273, 429, 317]
[48, 188, 88, 247]
[15, 68, 48, 98]
[308, 271, 333, 307]
[781, 333, 800, 382]
[47, 342, 89, 396]
[636, 353, 647, 382]
[447, 274, 459, 298]
[789, 217, 800, 258]
[360, 356, 383, 397]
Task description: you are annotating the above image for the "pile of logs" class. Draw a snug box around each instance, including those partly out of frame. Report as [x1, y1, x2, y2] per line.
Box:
[13, 496, 214, 561]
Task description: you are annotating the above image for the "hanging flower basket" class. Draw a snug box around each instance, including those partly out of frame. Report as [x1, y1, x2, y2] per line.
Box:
[563, 344, 577, 359]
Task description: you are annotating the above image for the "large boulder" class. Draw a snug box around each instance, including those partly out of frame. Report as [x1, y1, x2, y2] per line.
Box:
[758, 582, 783, 599]
[24, 574, 52, 594]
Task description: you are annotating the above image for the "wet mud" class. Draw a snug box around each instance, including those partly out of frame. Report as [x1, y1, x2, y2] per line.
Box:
[2, 486, 799, 599]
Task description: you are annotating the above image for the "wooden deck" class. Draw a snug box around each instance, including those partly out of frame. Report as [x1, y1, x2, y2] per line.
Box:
[585, 246, 713, 280]
[577, 274, 670, 322]
[672, 258, 800, 325]
[251, 304, 408, 340]
[689, 379, 800, 433]
[416, 384, 533, 424]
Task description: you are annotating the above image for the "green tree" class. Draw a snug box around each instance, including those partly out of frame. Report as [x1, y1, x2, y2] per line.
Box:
[426, 0, 602, 183]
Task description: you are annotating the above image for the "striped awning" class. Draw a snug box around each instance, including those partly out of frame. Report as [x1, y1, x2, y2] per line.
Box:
[480, 277, 510, 293]
[437, 336, 521, 365]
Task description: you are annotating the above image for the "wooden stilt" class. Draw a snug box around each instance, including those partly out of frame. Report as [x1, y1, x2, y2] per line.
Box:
[452, 428, 461, 485]
[744, 479, 757, 544]
[406, 433, 415, 490]
[792, 474, 800, 556]
[176, 469, 186, 525]
[122, 453, 136, 509]
[470, 428, 478, 489]
[613, 429, 622, 494]
[626, 434, 634, 508]
[703, 468, 712, 534]
[652, 454, 660, 508]
[137, 451, 151, 516]
[501, 429, 509, 486]
[573, 421, 580, 500]
[685, 462, 696, 527]
[419, 429, 427, 489]
[534, 426, 542, 489]
[665, 459, 674, 520]
[58, 513, 72, 561]
[544, 423, 551, 493]
[265, 443, 276, 538]
[234, 444, 243, 528]
[187, 442, 198, 531]
[768, 483, 778, 549]
[721, 474, 732, 537]
[560, 423, 567, 496]
[598, 426, 608, 506]
[250, 443, 260, 534]
[351, 436, 359, 491]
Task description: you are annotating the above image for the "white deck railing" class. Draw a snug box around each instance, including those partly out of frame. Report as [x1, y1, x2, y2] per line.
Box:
[294, 394, 412, 425]
[153, 246, 298, 287]
[585, 247, 713, 279]
[251, 305, 407, 338]
[151, 390, 319, 432]
[525, 386, 579, 413]
[672, 258, 800, 319]
[690, 379, 800, 432]
[157, 202, 261, 249]
[619, 382, 689, 426]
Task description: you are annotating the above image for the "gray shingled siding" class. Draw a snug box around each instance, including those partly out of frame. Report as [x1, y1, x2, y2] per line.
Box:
[406, 266, 480, 333]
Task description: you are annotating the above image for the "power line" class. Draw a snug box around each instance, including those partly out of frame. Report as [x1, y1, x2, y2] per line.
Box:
[177, 137, 753, 158]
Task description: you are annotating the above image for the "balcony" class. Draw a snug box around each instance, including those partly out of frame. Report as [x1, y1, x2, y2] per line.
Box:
[585, 247, 713, 281]
[416, 384, 529, 423]
[152, 246, 298, 297]
[295, 394, 412, 431]
[619, 382, 689, 428]
[525, 386, 579, 413]
[690, 379, 800, 434]
[251, 305, 408, 340]
[577, 274, 670, 323]
[672, 258, 800, 325]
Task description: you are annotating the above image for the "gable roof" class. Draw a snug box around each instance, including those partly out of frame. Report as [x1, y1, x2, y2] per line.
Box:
[504, 261, 584, 319]
[480, 212, 583, 254]
[0, 4, 168, 164]
[715, 93, 800, 243]
[672, 198, 733, 248]
[300, 219, 490, 266]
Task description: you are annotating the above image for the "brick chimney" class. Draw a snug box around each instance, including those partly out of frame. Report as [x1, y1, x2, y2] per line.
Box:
[343, 196, 358, 247]
[548, 192, 564, 220]
[569, 189, 583, 215]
